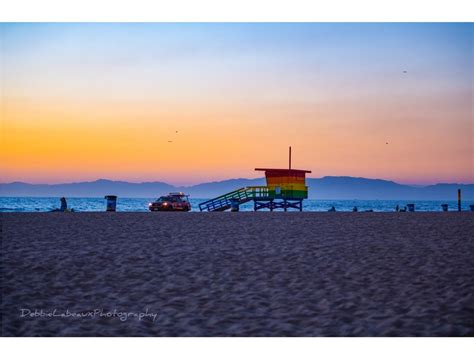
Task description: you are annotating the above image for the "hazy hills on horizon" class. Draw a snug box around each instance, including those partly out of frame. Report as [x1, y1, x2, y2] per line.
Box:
[1, 176, 473, 200]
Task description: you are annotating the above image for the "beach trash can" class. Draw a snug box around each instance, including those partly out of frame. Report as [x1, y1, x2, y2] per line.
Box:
[470, 205, 474, 212]
[407, 203, 415, 212]
[441, 204, 449, 212]
[105, 195, 117, 212]
[230, 198, 239, 212]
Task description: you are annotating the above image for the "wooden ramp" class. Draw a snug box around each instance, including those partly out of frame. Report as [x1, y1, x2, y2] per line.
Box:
[198, 186, 269, 212]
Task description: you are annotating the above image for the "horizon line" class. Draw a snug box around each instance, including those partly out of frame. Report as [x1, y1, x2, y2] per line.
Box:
[1, 176, 473, 187]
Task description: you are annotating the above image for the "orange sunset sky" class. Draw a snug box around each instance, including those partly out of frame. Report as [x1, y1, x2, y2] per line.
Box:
[1, 23, 472, 185]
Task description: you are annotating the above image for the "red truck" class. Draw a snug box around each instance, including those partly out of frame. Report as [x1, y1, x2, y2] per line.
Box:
[148, 192, 191, 212]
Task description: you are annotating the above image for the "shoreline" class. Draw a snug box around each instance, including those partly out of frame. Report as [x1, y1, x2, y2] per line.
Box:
[2, 197, 474, 214]
[2, 211, 474, 214]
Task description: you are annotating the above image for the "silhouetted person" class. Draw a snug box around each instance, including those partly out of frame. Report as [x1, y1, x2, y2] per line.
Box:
[353, 206, 358, 212]
[328, 206, 336, 212]
[51, 197, 73, 212]
[60, 197, 67, 212]
[395, 204, 400, 212]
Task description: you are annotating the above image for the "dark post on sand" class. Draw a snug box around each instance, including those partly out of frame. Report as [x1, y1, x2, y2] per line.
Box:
[458, 189, 461, 212]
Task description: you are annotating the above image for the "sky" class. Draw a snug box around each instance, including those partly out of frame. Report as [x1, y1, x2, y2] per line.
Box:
[1, 23, 472, 185]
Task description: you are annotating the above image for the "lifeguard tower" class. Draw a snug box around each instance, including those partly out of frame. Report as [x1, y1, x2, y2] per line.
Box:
[199, 147, 312, 211]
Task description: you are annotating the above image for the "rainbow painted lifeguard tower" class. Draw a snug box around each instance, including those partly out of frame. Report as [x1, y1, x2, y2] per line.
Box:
[199, 147, 312, 211]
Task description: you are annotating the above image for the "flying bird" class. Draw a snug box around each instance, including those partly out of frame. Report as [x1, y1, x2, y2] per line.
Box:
[403, 71, 407, 74]
[168, 140, 173, 143]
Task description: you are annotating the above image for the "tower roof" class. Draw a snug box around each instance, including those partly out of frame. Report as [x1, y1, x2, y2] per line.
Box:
[255, 168, 312, 174]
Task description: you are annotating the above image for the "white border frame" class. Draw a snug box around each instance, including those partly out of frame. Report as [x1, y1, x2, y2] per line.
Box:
[0, 0, 473, 22]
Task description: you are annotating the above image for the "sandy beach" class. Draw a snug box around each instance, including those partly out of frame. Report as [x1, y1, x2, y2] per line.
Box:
[1, 212, 473, 336]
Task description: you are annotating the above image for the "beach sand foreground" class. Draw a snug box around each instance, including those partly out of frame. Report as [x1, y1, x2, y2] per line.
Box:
[1, 212, 473, 336]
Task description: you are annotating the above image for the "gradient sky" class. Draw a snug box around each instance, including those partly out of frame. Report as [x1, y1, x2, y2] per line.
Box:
[1, 23, 472, 185]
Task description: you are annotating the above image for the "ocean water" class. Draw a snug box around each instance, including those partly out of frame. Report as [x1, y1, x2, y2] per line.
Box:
[1, 197, 473, 212]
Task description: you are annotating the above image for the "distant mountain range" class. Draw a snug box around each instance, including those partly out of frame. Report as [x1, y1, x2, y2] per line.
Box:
[1, 177, 473, 200]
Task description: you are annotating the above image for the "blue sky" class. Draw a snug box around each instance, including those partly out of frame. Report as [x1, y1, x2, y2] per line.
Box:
[1, 23, 472, 184]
